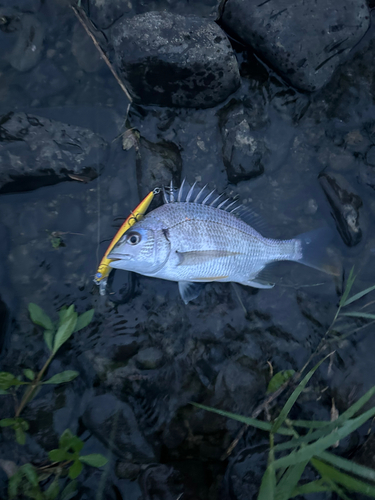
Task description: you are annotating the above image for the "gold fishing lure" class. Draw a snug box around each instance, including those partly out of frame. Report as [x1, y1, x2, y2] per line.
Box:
[94, 190, 156, 287]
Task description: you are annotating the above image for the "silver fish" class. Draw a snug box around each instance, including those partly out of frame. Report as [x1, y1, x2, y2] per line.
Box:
[108, 180, 335, 304]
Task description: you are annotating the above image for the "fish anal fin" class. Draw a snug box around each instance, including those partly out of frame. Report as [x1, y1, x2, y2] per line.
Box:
[244, 279, 275, 289]
[178, 281, 204, 304]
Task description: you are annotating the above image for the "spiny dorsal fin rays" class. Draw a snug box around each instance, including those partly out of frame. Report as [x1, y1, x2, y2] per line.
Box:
[177, 178, 186, 202]
[217, 197, 232, 210]
[194, 184, 208, 203]
[162, 186, 169, 204]
[201, 189, 216, 205]
[209, 193, 224, 207]
[169, 179, 175, 203]
[185, 181, 197, 203]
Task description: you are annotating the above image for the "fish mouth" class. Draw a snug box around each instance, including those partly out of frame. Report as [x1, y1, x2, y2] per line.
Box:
[107, 252, 132, 261]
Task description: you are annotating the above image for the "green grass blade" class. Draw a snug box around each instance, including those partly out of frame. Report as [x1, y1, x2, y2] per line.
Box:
[291, 479, 332, 497]
[272, 353, 331, 434]
[273, 405, 375, 469]
[275, 385, 375, 452]
[318, 450, 375, 482]
[191, 403, 295, 436]
[339, 267, 356, 307]
[257, 463, 276, 500]
[274, 461, 308, 500]
[342, 284, 375, 307]
[311, 458, 375, 497]
[289, 420, 331, 429]
[341, 312, 375, 320]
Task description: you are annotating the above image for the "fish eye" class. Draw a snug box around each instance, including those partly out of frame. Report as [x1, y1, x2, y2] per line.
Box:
[126, 232, 141, 245]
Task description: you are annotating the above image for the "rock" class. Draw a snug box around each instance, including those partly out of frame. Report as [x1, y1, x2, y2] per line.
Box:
[0, 112, 108, 193]
[139, 465, 186, 500]
[0, 0, 41, 12]
[82, 394, 155, 461]
[136, 137, 182, 199]
[319, 172, 362, 246]
[71, 22, 104, 73]
[25, 59, 69, 100]
[136, 348, 164, 370]
[80, 0, 133, 30]
[7, 13, 44, 72]
[221, 0, 370, 92]
[218, 101, 268, 183]
[110, 11, 240, 108]
[0, 296, 9, 354]
[359, 163, 375, 191]
[366, 145, 375, 166]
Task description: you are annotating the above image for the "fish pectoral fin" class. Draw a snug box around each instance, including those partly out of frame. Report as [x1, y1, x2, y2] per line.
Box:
[178, 281, 205, 305]
[176, 250, 240, 266]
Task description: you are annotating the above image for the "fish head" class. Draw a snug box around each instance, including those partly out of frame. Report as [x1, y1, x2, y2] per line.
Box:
[107, 219, 170, 275]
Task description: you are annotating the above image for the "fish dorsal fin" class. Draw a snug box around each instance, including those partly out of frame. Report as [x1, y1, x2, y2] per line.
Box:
[163, 179, 268, 234]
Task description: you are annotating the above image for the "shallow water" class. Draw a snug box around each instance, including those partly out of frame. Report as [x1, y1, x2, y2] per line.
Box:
[1, 1, 375, 499]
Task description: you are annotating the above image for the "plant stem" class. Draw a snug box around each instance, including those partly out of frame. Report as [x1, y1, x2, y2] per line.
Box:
[15, 352, 54, 417]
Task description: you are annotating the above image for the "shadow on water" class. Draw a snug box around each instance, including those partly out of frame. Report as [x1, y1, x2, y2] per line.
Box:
[1, 0, 375, 499]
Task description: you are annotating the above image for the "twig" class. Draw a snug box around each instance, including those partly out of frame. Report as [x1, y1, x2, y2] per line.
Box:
[70, 4, 133, 102]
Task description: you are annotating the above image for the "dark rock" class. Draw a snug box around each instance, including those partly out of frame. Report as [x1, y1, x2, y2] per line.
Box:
[110, 11, 240, 108]
[0, 295, 8, 354]
[6, 12, 44, 72]
[366, 145, 375, 166]
[136, 347, 164, 370]
[218, 101, 268, 183]
[115, 461, 141, 480]
[71, 22, 105, 73]
[82, 394, 155, 461]
[221, 0, 370, 92]
[0, 0, 41, 13]
[0, 112, 108, 193]
[359, 163, 375, 190]
[139, 465, 186, 500]
[136, 137, 182, 199]
[225, 445, 268, 500]
[25, 60, 69, 100]
[80, 0, 133, 30]
[319, 172, 362, 247]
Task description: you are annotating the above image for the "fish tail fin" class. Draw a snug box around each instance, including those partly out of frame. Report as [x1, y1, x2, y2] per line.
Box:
[295, 227, 341, 277]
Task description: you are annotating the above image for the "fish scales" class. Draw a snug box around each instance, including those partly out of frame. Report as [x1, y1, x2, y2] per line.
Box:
[108, 181, 334, 304]
[145, 203, 299, 283]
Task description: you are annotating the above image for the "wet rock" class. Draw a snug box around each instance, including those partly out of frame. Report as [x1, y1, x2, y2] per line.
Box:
[136, 137, 182, 199]
[110, 11, 240, 108]
[0, 112, 108, 193]
[115, 461, 141, 480]
[0, 0, 41, 13]
[25, 59, 69, 100]
[225, 445, 268, 500]
[136, 347, 164, 370]
[218, 101, 268, 183]
[71, 22, 104, 73]
[366, 145, 375, 166]
[139, 465, 186, 500]
[221, 0, 370, 92]
[6, 13, 44, 72]
[359, 163, 375, 190]
[0, 296, 9, 354]
[80, 0, 133, 30]
[82, 394, 155, 461]
[319, 172, 362, 247]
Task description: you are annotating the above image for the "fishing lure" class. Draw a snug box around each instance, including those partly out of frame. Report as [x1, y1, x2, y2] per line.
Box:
[94, 189, 158, 294]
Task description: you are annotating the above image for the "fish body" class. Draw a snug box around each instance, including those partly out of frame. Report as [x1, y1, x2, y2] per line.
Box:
[108, 181, 333, 304]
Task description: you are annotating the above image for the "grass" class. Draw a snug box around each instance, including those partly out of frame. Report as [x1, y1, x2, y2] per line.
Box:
[193, 267, 375, 499]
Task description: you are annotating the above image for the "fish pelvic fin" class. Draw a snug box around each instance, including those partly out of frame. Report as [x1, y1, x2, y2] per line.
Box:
[295, 227, 341, 277]
[178, 281, 205, 304]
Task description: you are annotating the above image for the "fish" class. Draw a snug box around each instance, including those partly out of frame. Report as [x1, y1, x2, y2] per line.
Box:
[108, 180, 337, 304]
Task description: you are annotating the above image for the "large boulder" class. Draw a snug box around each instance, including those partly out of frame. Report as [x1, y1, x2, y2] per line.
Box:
[110, 11, 241, 108]
[0, 112, 108, 193]
[221, 0, 370, 92]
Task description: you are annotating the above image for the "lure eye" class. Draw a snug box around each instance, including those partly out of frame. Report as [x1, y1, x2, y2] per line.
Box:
[126, 232, 141, 245]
